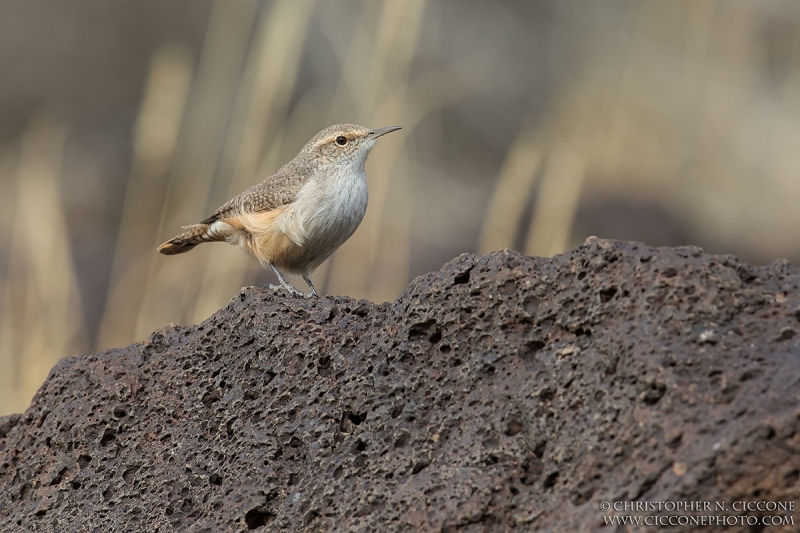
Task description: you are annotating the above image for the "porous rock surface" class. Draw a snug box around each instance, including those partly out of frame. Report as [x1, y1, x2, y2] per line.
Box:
[1, 239, 799, 532]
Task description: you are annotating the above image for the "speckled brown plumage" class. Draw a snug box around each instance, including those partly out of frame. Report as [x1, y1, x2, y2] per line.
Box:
[201, 161, 313, 224]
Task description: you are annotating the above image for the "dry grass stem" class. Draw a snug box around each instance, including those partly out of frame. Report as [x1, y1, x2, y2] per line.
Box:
[1, 116, 88, 413]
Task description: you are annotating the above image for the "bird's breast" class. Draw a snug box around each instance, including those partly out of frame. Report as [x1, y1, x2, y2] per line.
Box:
[287, 167, 369, 249]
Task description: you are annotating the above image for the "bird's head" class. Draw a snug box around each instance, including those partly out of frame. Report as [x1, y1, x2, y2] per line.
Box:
[302, 123, 402, 171]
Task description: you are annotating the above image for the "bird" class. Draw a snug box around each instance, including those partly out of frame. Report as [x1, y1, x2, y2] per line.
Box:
[157, 123, 401, 297]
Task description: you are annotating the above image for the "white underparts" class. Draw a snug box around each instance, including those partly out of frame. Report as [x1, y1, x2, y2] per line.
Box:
[283, 152, 370, 271]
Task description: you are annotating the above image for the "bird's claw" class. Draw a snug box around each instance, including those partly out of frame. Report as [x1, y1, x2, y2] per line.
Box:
[263, 283, 314, 298]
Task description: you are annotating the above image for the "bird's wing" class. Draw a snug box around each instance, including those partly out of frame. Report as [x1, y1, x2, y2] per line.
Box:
[201, 162, 312, 224]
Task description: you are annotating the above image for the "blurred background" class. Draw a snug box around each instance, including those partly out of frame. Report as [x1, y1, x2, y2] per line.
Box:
[2, 0, 800, 415]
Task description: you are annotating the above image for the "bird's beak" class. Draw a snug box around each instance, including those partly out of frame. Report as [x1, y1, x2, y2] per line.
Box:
[369, 125, 402, 138]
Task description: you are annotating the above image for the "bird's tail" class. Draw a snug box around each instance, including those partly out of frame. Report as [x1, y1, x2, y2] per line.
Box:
[157, 223, 221, 255]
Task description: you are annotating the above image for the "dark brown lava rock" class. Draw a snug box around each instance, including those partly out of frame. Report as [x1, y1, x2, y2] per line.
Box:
[1, 239, 799, 532]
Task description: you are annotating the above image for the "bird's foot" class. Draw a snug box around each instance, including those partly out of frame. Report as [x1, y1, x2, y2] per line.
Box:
[264, 264, 318, 298]
[263, 283, 315, 298]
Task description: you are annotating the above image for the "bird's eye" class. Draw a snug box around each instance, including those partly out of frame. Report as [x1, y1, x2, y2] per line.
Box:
[335, 136, 347, 146]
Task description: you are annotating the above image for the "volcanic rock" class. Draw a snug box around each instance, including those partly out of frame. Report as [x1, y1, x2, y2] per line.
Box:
[1, 239, 799, 532]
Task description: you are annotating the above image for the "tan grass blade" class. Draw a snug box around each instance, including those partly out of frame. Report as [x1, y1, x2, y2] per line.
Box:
[0, 141, 22, 415]
[133, 0, 259, 341]
[524, 144, 585, 257]
[97, 44, 193, 350]
[478, 128, 543, 254]
[0, 115, 88, 415]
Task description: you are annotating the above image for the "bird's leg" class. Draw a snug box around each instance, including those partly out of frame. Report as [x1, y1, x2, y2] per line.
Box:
[264, 264, 315, 298]
[302, 274, 318, 298]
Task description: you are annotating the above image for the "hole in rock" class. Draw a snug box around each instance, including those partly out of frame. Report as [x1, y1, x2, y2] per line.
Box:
[245, 509, 275, 529]
[454, 269, 471, 285]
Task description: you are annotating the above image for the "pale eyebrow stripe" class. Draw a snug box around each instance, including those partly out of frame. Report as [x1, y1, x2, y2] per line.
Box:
[313, 134, 341, 149]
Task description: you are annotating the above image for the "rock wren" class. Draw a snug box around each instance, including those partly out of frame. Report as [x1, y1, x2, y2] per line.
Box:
[158, 123, 401, 297]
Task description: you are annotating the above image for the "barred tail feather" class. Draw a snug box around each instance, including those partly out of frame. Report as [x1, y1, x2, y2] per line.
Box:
[158, 223, 220, 255]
